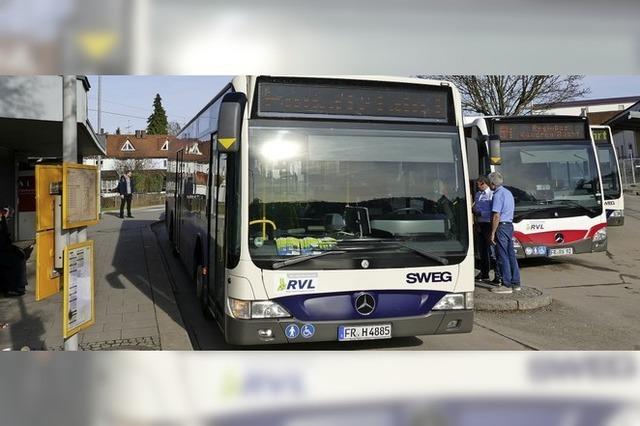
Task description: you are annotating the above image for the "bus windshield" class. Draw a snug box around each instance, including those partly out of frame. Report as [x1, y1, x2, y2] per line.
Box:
[596, 144, 621, 200]
[495, 141, 602, 220]
[248, 124, 468, 269]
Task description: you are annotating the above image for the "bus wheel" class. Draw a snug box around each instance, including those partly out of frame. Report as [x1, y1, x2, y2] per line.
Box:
[196, 265, 213, 320]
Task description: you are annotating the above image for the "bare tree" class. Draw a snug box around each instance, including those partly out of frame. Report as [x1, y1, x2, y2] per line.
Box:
[418, 75, 590, 116]
[113, 158, 152, 176]
[167, 121, 182, 136]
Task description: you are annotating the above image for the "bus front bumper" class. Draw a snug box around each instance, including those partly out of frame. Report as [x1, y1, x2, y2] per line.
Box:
[515, 237, 607, 258]
[224, 309, 474, 346]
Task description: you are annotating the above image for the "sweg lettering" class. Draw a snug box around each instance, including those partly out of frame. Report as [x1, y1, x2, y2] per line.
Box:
[406, 271, 453, 284]
[604, 201, 616, 206]
[286, 279, 316, 290]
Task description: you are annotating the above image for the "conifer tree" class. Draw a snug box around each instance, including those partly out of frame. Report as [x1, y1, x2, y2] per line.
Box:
[146, 93, 168, 134]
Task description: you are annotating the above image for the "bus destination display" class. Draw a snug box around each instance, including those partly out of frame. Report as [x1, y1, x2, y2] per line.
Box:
[591, 128, 611, 143]
[495, 122, 586, 141]
[257, 80, 450, 123]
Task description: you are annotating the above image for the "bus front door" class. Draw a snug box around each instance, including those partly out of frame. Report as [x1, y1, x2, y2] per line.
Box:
[210, 152, 227, 315]
[175, 149, 184, 253]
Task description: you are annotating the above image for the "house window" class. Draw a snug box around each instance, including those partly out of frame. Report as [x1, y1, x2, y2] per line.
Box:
[121, 139, 135, 151]
[161, 139, 169, 151]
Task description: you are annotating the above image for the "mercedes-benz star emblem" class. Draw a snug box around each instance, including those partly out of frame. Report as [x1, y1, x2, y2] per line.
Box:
[554, 233, 565, 244]
[355, 293, 376, 316]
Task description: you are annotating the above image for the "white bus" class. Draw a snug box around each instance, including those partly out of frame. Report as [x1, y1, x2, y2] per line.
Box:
[464, 115, 607, 259]
[591, 125, 624, 226]
[167, 76, 475, 345]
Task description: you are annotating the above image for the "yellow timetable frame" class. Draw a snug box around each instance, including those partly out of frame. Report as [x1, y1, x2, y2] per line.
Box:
[62, 163, 99, 229]
[63, 240, 96, 338]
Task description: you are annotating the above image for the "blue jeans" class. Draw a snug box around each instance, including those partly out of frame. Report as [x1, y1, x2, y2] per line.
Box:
[495, 223, 520, 287]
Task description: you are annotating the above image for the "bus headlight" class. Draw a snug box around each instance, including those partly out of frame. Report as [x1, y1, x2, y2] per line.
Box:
[433, 293, 474, 310]
[228, 298, 291, 319]
[251, 301, 291, 319]
[593, 228, 607, 242]
[610, 210, 623, 217]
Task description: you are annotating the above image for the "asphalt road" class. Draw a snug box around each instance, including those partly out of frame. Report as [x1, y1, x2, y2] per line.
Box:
[147, 195, 640, 350]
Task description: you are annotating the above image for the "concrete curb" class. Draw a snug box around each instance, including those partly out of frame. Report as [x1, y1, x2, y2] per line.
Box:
[474, 283, 552, 311]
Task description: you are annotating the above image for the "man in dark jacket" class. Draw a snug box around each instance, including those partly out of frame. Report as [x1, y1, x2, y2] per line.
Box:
[0, 207, 27, 296]
[117, 170, 135, 218]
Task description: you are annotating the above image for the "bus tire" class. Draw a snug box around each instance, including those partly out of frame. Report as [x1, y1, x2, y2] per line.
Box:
[196, 265, 213, 320]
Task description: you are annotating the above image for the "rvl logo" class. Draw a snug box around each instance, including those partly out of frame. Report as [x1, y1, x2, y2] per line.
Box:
[406, 271, 453, 284]
[527, 223, 544, 231]
[279, 278, 316, 291]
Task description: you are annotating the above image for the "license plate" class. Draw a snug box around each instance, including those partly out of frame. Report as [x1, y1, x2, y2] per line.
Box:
[338, 324, 392, 341]
[549, 247, 573, 256]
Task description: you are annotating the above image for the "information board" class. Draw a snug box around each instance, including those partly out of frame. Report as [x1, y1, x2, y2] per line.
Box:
[256, 78, 451, 123]
[63, 163, 99, 229]
[63, 240, 95, 338]
[591, 127, 612, 144]
[495, 122, 586, 142]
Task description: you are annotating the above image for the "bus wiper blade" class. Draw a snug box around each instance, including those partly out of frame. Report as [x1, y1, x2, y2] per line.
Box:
[272, 250, 347, 270]
[549, 199, 597, 214]
[513, 206, 558, 220]
[395, 243, 449, 265]
[357, 240, 450, 265]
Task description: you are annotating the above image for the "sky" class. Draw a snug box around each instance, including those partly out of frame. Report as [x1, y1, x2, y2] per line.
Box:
[87, 76, 231, 134]
[87, 75, 640, 135]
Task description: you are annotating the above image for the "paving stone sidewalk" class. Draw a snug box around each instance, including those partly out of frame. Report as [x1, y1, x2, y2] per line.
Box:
[0, 207, 192, 351]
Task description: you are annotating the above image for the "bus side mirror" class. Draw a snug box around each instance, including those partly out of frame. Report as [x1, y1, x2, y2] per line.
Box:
[217, 92, 247, 153]
[488, 135, 502, 165]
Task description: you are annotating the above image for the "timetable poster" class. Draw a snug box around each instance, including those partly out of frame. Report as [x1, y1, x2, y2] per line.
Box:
[63, 241, 95, 337]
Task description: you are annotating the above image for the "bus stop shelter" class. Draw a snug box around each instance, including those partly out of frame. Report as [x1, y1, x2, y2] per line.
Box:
[0, 76, 104, 241]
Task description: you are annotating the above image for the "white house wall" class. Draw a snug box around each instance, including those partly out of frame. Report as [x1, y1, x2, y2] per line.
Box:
[84, 157, 169, 171]
[543, 103, 636, 116]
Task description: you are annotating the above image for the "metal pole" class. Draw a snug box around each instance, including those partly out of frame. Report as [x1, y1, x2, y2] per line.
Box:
[97, 76, 102, 133]
[62, 75, 80, 351]
[97, 76, 103, 218]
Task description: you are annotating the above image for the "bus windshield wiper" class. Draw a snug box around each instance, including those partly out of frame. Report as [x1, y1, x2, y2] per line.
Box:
[548, 199, 597, 215]
[347, 239, 450, 265]
[395, 243, 449, 265]
[514, 205, 561, 221]
[271, 239, 449, 269]
[514, 200, 597, 221]
[271, 250, 347, 270]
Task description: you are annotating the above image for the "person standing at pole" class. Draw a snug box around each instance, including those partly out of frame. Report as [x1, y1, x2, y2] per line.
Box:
[118, 170, 135, 219]
[472, 176, 500, 283]
[0, 207, 27, 296]
[488, 172, 521, 294]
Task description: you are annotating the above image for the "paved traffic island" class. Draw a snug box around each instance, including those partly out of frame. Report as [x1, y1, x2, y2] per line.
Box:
[474, 282, 552, 311]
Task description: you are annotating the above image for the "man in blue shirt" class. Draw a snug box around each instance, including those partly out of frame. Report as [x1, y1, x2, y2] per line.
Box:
[488, 172, 521, 293]
[472, 176, 499, 282]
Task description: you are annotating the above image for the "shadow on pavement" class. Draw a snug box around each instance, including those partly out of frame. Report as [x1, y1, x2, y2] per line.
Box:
[100, 210, 184, 345]
[0, 260, 48, 350]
